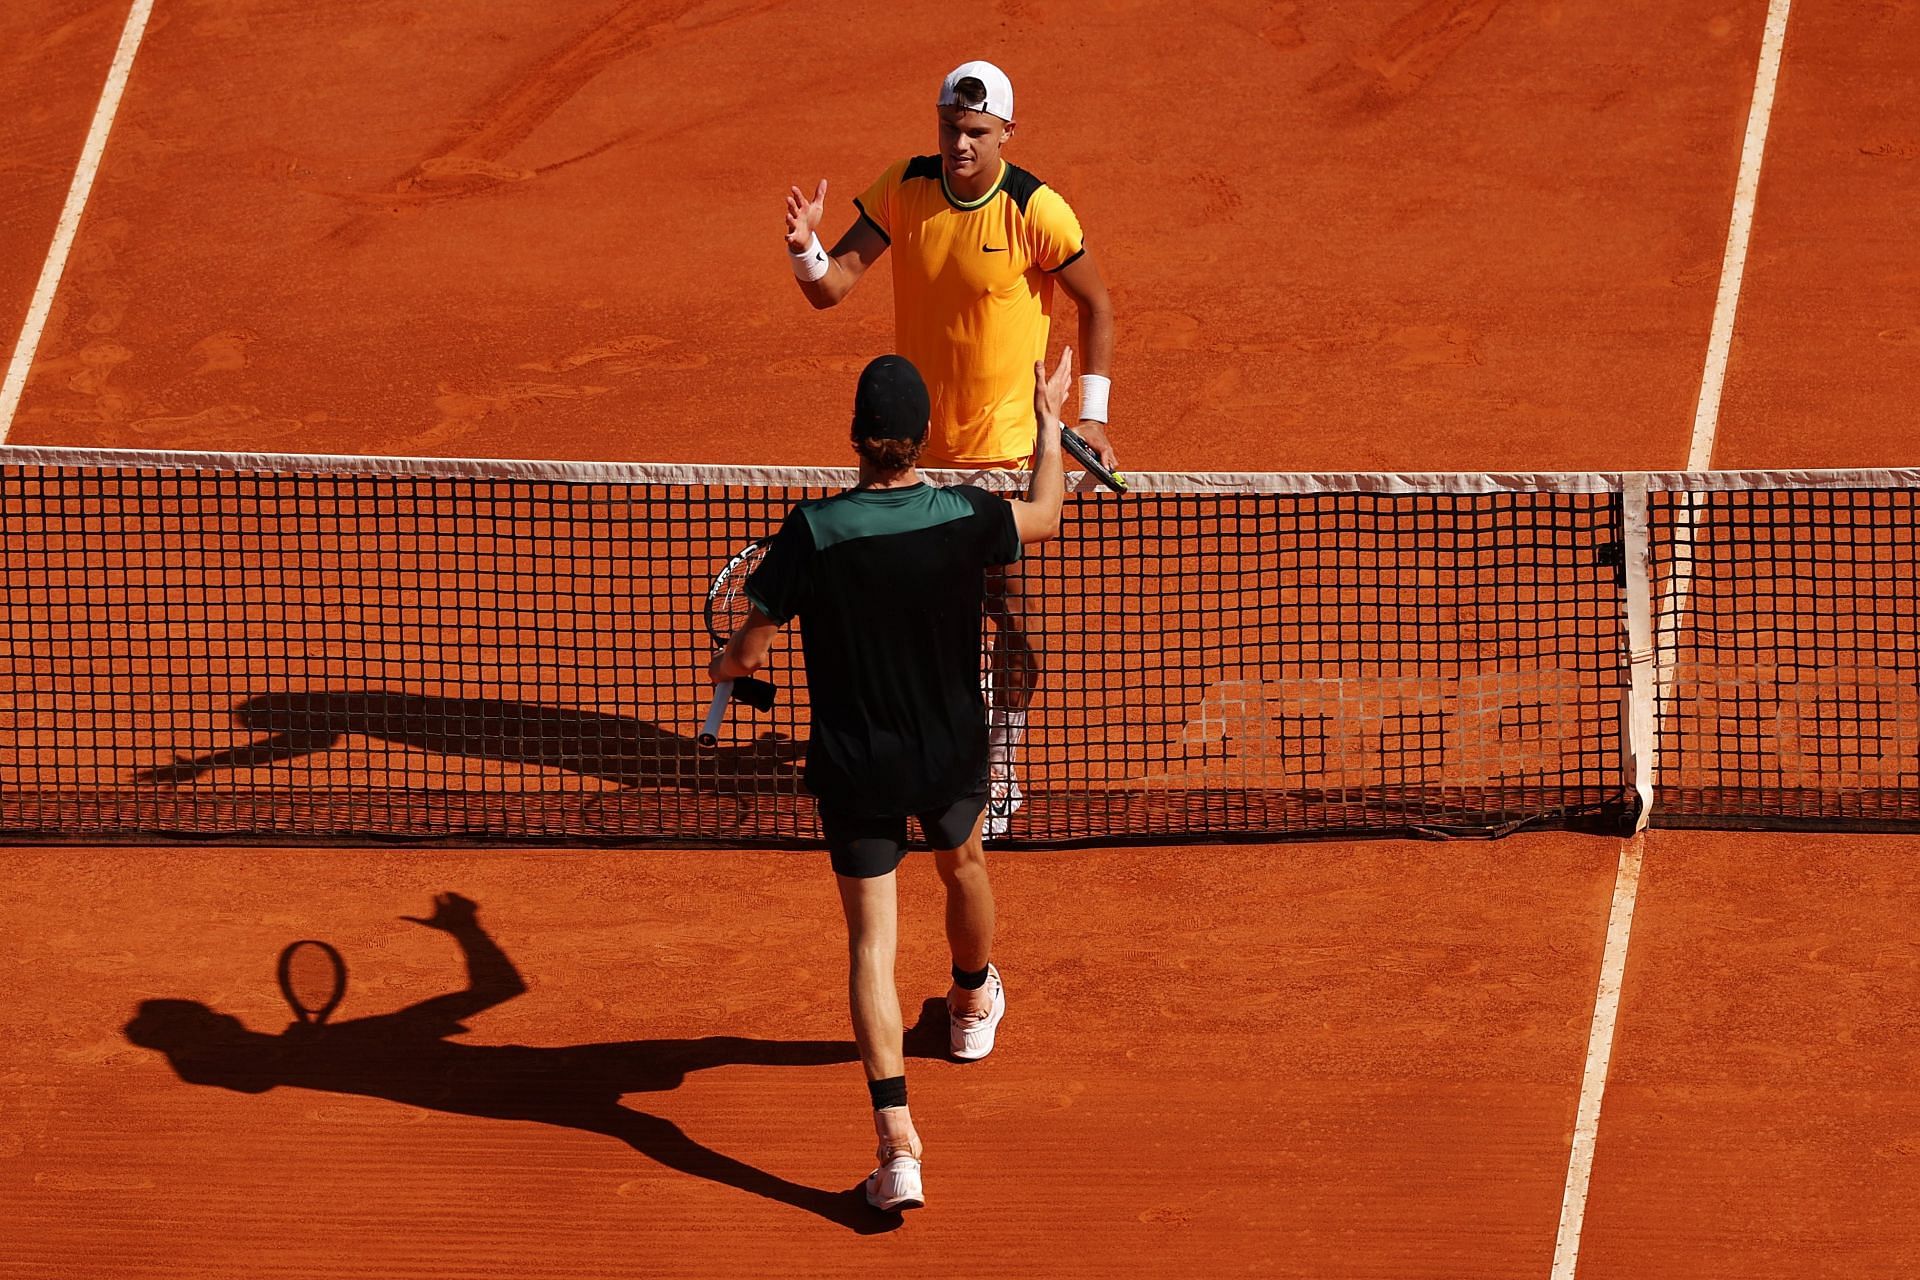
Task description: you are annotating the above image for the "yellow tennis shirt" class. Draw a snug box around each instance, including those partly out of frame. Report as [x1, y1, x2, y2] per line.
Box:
[855, 157, 1086, 468]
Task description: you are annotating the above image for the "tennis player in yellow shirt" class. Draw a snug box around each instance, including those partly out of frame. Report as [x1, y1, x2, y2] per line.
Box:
[781, 59, 1118, 838]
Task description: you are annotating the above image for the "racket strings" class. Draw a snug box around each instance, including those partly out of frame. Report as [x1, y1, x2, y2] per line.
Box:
[283, 942, 343, 1017]
[706, 546, 768, 643]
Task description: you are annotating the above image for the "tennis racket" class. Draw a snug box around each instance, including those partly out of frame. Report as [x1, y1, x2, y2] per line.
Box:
[1061, 426, 1127, 494]
[698, 540, 777, 748]
[277, 939, 346, 1030]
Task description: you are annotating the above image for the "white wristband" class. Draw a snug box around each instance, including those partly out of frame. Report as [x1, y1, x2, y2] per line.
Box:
[1078, 374, 1110, 423]
[789, 233, 831, 282]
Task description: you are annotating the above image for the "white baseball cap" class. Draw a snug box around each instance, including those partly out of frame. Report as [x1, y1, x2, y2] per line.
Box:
[938, 61, 1014, 122]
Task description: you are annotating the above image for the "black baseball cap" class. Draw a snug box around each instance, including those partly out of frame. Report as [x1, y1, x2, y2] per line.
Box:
[851, 355, 930, 442]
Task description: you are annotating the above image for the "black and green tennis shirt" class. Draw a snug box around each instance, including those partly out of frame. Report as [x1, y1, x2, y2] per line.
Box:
[745, 482, 1022, 816]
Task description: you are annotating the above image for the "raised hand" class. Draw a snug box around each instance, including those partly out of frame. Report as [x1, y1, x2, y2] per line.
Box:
[785, 179, 827, 253]
[401, 891, 479, 932]
[1033, 346, 1073, 433]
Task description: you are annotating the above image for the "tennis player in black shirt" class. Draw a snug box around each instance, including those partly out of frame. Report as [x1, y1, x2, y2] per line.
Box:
[709, 348, 1070, 1212]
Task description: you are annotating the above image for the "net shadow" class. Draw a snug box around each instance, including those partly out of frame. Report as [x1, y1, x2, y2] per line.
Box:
[130, 690, 803, 790]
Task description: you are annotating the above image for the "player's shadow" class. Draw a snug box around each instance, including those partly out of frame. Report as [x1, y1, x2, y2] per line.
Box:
[123, 895, 950, 1233]
[130, 690, 800, 789]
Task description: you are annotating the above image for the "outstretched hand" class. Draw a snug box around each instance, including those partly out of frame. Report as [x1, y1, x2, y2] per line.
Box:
[401, 891, 479, 932]
[785, 179, 827, 253]
[1033, 346, 1073, 433]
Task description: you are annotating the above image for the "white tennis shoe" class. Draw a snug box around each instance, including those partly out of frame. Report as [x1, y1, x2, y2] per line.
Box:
[984, 777, 1023, 838]
[865, 1148, 924, 1212]
[949, 964, 1005, 1061]
[984, 705, 1025, 839]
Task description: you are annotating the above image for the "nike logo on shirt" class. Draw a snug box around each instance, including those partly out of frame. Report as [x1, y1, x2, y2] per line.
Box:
[982, 246, 1007, 253]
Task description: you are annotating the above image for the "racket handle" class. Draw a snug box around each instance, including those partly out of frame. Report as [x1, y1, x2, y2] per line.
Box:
[1060, 426, 1127, 494]
[731, 674, 777, 711]
[698, 682, 731, 748]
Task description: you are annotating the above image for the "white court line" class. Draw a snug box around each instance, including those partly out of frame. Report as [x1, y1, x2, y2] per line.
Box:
[1549, 835, 1647, 1280]
[1660, 0, 1796, 774]
[0, 0, 157, 443]
[1687, 0, 1795, 471]
[1551, 4, 1794, 1276]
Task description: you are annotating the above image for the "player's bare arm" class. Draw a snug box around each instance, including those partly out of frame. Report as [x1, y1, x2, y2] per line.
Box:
[390, 892, 528, 1024]
[711, 607, 780, 681]
[1012, 347, 1071, 545]
[784, 179, 888, 309]
[1053, 253, 1119, 469]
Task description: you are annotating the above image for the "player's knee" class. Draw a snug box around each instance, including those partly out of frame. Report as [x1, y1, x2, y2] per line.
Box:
[841, 908, 895, 958]
[936, 845, 988, 887]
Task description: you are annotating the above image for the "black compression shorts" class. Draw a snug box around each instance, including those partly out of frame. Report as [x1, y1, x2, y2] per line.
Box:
[818, 778, 990, 878]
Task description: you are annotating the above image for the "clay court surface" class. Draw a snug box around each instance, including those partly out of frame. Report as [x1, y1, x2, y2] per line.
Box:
[4, 0, 1920, 1276]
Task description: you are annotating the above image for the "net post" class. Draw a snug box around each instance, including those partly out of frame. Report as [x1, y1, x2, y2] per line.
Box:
[1619, 474, 1657, 830]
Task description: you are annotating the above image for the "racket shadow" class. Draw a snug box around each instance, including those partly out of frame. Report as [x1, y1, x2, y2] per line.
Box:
[131, 690, 802, 790]
[123, 898, 950, 1233]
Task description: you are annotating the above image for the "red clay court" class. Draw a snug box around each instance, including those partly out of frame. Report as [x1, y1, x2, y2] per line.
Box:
[4, 1, 1919, 1277]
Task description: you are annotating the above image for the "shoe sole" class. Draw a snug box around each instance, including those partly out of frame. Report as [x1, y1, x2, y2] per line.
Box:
[867, 1193, 924, 1212]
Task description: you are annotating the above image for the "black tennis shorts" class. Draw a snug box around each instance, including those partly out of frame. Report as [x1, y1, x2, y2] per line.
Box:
[819, 779, 991, 879]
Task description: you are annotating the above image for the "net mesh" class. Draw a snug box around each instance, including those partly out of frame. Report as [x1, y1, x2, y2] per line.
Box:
[1, 447, 1913, 844]
[1651, 483, 1920, 827]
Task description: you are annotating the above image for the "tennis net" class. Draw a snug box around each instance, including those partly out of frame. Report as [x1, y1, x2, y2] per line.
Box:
[1, 446, 1914, 844]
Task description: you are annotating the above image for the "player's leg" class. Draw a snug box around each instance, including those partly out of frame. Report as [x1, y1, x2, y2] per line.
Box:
[924, 786, 994, 1012]
[984, 557, 1043, 834]
[825, 805, 923, 1207]
[985, 557, 1043, 711]
[923, 787, 1006, 1060]
[835, 864, 907, 1085]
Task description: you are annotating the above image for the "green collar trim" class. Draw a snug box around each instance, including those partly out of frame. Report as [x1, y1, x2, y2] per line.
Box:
[941, 161, 1006, 211]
